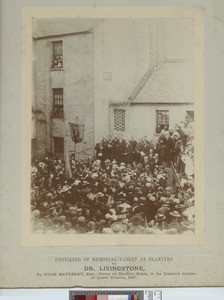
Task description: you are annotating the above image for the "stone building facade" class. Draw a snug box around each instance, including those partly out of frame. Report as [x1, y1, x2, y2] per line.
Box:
[32, 18, 194, 158]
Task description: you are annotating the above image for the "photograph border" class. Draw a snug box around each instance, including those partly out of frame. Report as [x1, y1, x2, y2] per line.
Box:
[21, 6, 204, 246]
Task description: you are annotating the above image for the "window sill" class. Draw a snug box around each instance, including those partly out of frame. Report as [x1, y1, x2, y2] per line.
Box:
[50, 68, 64, 72]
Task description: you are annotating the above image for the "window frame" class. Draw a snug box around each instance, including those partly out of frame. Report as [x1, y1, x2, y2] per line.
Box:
[51, 40, 63, 70]
[186, 110, 194, 121]
[53, 137, 64, 157]
[156, 109, 169, 134]
[52, 88, 64, 118]
[114, 108, 126, 132]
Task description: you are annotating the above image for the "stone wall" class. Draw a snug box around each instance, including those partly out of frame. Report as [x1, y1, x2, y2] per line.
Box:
[93, 19, 152, 142]
[33, 18, 194, 157]
[33, 33, 94, 158]
[109, 103, 194, 141]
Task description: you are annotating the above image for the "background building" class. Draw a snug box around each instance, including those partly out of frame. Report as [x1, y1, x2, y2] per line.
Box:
[32, 18, 194, 158]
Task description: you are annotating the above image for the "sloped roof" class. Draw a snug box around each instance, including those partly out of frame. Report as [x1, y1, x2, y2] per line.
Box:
[134, 60, 194, 103]
[33, 18, 103, 37]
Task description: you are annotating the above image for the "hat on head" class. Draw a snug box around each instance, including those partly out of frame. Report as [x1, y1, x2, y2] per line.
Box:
[170, 211, 180, 218]
[133, 198, 139, 204]
[32, 210, 40, 218]
[168, 197, 175, 203]
[31, 166, 38, 173]
[110, 215, 118, 221]
[49, 207, 56, 213]
[102, 227, 113, 234]
[87, 193, 95, 201]
[139, 196, 147, 203]
[91, 173, 99, 179]
[63, 222, 72, 230]
[182, 211, 189, 218]
[42, 201, 49, 208]
[69, 206, 76, 211]
[111, 222, 124, 233]
[172, 198, 180, 204]
[78, 216, 85, 223]
[57, 215, 67, 223]
[155, 213, 166, 221]
[157, 174, 165, 180]
[130, 214, 144, 226]
[46, 192, 54, 199]
[148, 220, 155, 227]
[88, 221, 95, 227]
[93, 159, 101, 164]
[105, 213, 111, 219]
[175, 203, 186, 210]
[71, 180, 81, 187]
[87, 221, 95, 230]
[39, 162, 45, 168]
[119, 203, 131, 211]
[105, 159, 111, 165]
[96, 192, 104, 198]
[165, 186, 173, 193]
[120, 166, 126, 170]
[82, 181, 91, 187]
[160, 197, 167, 203]
[58, 200, 64, 205]
[158, 187, 164, 192]
[60, 185, 71, 193]
[138, 190, 143, 196]
[147, 195, 156, 202]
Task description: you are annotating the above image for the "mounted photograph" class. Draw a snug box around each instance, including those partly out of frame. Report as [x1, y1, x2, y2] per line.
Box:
[30, 17, 196, 236]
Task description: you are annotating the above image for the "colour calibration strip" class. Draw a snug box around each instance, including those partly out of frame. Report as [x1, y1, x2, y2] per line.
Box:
[70, 291, 143, 300]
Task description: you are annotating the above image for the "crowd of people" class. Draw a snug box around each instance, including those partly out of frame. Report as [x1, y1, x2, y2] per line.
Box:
[51, 55, 63, 69]
[31, 118, 195, 234]
[94, 122, 194, 177]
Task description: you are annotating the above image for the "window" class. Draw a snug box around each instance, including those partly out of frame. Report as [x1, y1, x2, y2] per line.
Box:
[114, 109, 125, 132]
[156, 110, 169, 133]
[52, 88, 64, 118]
[53, 137, 64, 157]
[51, 41, 63, 69]
[186, 110, 194, 121]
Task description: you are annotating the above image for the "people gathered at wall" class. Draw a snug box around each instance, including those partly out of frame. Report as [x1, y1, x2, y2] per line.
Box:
[31, 119, 194, 234]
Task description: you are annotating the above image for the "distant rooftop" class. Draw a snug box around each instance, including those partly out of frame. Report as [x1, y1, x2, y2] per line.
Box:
[33, 18, 103, 37]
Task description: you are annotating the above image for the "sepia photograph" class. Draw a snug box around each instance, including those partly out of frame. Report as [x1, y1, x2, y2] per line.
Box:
[4, 2, 224, 288]
[30, 17, 196, 236]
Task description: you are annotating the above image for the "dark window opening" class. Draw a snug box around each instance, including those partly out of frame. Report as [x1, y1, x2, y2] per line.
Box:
[186, 110, 194, 121]
[53, 137, 64, 157]
[52, 88, 64, 118]
[156, 110, 169, 133]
